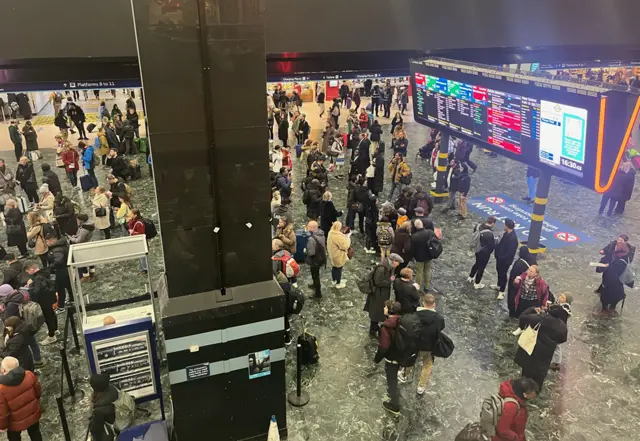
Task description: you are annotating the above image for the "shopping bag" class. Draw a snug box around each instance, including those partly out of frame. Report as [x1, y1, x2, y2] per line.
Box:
[17, 196, 29, 213]
[518, 323, 540, 356]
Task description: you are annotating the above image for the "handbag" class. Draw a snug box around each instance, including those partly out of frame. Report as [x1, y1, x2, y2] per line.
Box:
[432, 332, 455, 358]
[350, 202, 363, 212]
[5, 224, 21, 235]
[94, 207, 107, 217]
[518, 323, 540, 356]
[347, 246, 355, 259]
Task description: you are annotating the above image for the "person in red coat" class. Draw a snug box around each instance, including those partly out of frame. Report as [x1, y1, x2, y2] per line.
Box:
[128, 209, 149, 274]
[0, 356, 42, 440]
[513, 265, 549, 317]
[61, 142, 80, 188]
[493, 377, 538, 441]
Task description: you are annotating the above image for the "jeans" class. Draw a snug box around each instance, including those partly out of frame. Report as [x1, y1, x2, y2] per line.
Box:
[385, 362, 400, 408]
[415, 260, 432, 290]
[310, 265, 321, 297]
[527, 176, 538, 201]
[39, 300, 57, 338]
[372, 100, 380, 116]
[8, 422, 42, 441]
[383, 102, 391, 118]
[496, 259, 511, 292]
[388, 181, 403, 201]
[599, 195, 618, 216]
[13, 143, 23, 162]
[470, 249, 492, 283]
[55, 273, 72, 309]
[331, 266, 343, 284]
[66, 170, 78, 187]
[28, 335, 41, 362]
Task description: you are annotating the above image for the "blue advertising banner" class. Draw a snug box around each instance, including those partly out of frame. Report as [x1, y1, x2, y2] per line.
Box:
[467, 193, 593, 249]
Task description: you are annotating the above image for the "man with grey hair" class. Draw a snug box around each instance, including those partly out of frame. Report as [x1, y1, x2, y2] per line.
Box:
[8, 120, 23, 162]
[0, 356, 43, 440]
[411, 219, 436, 291]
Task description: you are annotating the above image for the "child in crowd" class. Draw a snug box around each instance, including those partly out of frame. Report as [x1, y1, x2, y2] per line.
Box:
[396, 207, 408, 229]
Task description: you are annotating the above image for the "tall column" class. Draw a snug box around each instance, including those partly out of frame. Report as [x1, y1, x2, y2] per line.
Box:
[525, 171, 551, 254]
[431, 131, 450, 201]
[130, 1, 286, 439]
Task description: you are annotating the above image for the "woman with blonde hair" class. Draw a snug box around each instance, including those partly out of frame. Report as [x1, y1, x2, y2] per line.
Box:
[327, 221, 351, 289]
[320, 191, 342, 238]
[26, 211, 50, 266]
[92, 186, 112, 239]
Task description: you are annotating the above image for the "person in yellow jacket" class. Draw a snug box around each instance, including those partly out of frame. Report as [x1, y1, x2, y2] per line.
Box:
[327, 221, 351, 289]
[388, 152, 411, 201]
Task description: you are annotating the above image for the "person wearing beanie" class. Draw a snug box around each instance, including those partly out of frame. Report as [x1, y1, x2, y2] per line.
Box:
[41, 163, 62, 196]
[0, 284, 23, 321]
[492, 218, 519, 300]
[36, 184, 54, 221]
[514, 298, 568, 390]
[395, 207, 408, 230]
[1, 253, 23, 289]
[89, 373, 118, 441]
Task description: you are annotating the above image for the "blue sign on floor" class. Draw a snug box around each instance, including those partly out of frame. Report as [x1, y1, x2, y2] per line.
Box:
[467, 193, 593, 249]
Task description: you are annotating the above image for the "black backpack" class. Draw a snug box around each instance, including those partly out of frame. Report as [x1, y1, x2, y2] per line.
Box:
[142, 219, 157, 239]
[393, 313, 422, 367]
[309, 236, 326, 267]
[426, 235, 443, 259]
[42, 223, 57, 239]
[287, 287, 305, 315]
[298, 331, 319, 365]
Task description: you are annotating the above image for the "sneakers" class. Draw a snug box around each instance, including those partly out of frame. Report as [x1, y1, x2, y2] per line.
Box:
[489, 284, 500, 291]
[474, 283, 485, 290]
[40, 335, 57, 346]
[54, 330, 61, 336]
[284, 334, 292, 346]
[335, 282, 347, 289]
[496, 292, 505, 300]
[34, 360, 46, 368]
[55, 308, 66, 315]
[512, 328, 523, 336]
[292, 283, 298, 288]
[466, 276, 474, 283]
[397, 370, 407, 384]
[382, 401, 400, 415]
[417, 386, 426, 395]
[331, 281, 337, 287]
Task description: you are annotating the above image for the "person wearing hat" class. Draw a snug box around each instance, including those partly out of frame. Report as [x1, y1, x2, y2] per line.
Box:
[550, 294, 573, 370]
[410, 206, 434, 234]
[89, 373, 118, 441]
[8, 120, 23, 163]
[35, 184, 54, 222]
[492, 218, 519, 300]
[514, 301, 569, 390]
[0, 356, 43, 440]
[365, 253, 403, 337]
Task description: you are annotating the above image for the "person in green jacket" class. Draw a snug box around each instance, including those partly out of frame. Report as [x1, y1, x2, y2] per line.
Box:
[8, 120, 23, 162]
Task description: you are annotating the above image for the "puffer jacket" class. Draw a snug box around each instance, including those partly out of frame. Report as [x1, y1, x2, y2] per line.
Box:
[275, 223, 296, 254]
[0, 367, 41, 432]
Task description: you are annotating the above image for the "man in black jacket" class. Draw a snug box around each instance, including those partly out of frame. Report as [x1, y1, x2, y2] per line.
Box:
[339, 81, 349, 108]
[24, 262, 58, 346]
[411, 219, 435, 291]
[408, 184, 434, 216]
[107, 148, 131, 181]
[403, 293, 445, 394]
[468, 216, 497, 289]
[2, 254, 23, 289]
[393, 268, 420, 314]
[40, 163, 62, 197]
[492, 219, 519, 300]
[45, 234, 72, 314]
[410, 207, 434, 234]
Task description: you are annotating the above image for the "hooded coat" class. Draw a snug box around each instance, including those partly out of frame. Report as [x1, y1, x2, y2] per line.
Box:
[493, 380, 528, 441]
[364, 259, 394, 322]
[0, 367, 41, 432]
[1, 322, 35, 373]
[507, 247, 536, 317]
[41, 165, 62, 196]
[327, 229, 350, 268]
[53, 197, 78, 236]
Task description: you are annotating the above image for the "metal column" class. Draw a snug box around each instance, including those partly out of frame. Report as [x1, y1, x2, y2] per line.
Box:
[431, 131, 450, 201]
[525, 171, 552, 254]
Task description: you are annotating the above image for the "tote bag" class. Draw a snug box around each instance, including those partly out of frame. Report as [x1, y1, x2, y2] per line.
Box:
[518, 323, 540, 356]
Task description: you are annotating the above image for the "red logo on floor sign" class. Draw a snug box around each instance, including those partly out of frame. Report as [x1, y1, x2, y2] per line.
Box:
[554, 232, 579, 243]
[485, 196, 505, 204]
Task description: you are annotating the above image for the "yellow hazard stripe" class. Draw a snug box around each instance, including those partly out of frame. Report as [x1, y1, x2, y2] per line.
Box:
[436, 165, 447, 172]
[531, 213, 545, 222]
[534, 197, 548, 205]
[429, 191, 449, 197]
[438, 153, 449, 159]
[528, 247, 547, 254]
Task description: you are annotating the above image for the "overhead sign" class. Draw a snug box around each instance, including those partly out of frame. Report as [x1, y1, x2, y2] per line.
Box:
[467, 193, 593, 250]
[0, 79, 142, 93]
[411, 58, 640, 193]
[267, 69, 409, 83]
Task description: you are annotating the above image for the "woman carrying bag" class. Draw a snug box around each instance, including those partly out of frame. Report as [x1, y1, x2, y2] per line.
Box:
[92, 186, 112, 239]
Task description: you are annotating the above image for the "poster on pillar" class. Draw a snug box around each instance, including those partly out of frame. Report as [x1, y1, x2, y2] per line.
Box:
[467, 194, 593, 249]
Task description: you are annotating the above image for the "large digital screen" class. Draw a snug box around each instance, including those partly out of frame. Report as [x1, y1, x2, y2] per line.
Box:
[411, 60, 640, 191]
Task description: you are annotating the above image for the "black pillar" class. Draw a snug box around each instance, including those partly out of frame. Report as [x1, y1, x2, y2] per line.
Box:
[524, 171, 552, 255]
[431, 131, 450, 202]
[130, 1, 286, 439]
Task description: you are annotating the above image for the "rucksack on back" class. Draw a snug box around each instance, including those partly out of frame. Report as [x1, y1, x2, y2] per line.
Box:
[393, 313, 422, 367]
[142, 219, 157, 239]
[272, 252, 300, 278]
[469, 223, 482, 252]
[479, 395, 520, 437]
[357, 266, 377, 294]
[92, 152, 101, 168]
[376, 225, 393, 247]
[113, 388, 136, 432]
[19, 301, 45, 332]
[417, 198, 430, 214]
[427, 235, 443, 259]
[287, 287, 305, 315]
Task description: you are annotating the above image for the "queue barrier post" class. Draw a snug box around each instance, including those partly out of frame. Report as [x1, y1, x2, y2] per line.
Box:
[287, 343, 310, 407]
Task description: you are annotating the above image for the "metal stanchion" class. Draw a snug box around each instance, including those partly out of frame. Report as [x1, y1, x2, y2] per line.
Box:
[287, 344, 310, 407]
[60, 347, 85, 403]
[56, 396, 73, 441]
[67, 311, 81, 355]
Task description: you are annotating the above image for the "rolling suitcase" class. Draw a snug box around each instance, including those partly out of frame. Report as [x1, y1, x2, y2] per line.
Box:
[130, 165, 142, 180]
[378, 140, 385, 154]
[294, 229, 310, 263]
[80, 173, 93, 192]
[296, 144, 302, 158]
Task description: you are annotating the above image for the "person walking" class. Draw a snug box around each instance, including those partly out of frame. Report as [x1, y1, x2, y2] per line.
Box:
[388, 153, 411, 201]
[316, 88, 325, 117]
[327, 221, 351, 289]
[467, 216, 497, 289]
[15, 157, 39, 204]
[374, 300, 403, 415]
[8, 121, 23, 163]
[305, 221, 326, 298]
[0, 356, 43, 441]
[492, 219, 519, 300]
[4, 200, 28, 259]
[69, 101, 88, 140]
[365, 254, 402, 336]
[411, 219, 435, 291]
[353, 88, 361, 112]
[492, 377, 538, 441]
[54, 110, 70, 140]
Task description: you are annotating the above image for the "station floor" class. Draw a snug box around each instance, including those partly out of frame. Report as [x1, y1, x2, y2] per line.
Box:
[0, 99, 638, 440]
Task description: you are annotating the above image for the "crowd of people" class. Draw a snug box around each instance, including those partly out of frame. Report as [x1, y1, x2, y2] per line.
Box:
[267, 85, 637, 441]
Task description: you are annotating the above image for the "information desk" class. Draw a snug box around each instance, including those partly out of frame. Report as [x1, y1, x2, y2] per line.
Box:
[411, 58, 640, 192]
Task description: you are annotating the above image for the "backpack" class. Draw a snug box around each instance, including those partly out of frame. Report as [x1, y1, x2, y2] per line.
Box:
[393, 313, 422, 367]
[619, 260, 635, 288]
[469, 223, 482, 252]
[400, 171, 413, 185]
[19, 301, 45, 332]
[479, 395, 520, 438]
[113, 388, 136, 432]
[298, 331, 319, 365]
[142, 219, 157, 239]
[287, 287, 305, 315]
[426, 235, 443, 259]
[308, 236, 326, 267]
[272, 252, 300, 278]
[357, 266, 378, 294]
[417, 197, 430, 214]
[376, 225, 393, 247]
[92, 152, 101, 168]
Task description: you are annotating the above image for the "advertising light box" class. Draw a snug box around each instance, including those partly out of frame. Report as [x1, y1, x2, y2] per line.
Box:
[411, 59, 640, 192]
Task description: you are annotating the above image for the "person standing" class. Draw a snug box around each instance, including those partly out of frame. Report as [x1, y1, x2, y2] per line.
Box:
[358, 108, 370, 132]
[507, 246, 536, 317]
[339, 81, 349, 108]
[277, 113, 289, 148]
[391, 112, 403, 137]
[45, 232, 72, 313]
[15, 157, 39, 204]
[81, 141, 98, 189]
[393, 268, 420, 314]
[365, 254, 402, 336]
[374, 300, 403, 415]
[353, 88, 361, 112]
[492, 377, 538, 441]
[0, 356, 43, 441]
[388, 153, 411, 202]
[596, 241, 632, 316]
[411, 219, 435, 291]
[24, 262, 58, 346]
[25, 212, 50, 267]
[69, 101, 88, 140]
[8, 121, 23, 162]
[2, 254, 23, 289]
[492, 219, 519, 300]
[468, 216, 497, 289]
[61, 143, 80, 188]
[54, 110, 70, 140]
[40, 163, 61, 197]
[391, 221, 412, 275]
[319, 191, 342, 239]
[513, 265, 549, 317]
[371, 86, 381, 117]
[524, 166, 539, 203]
[305, 221, 326, 298]
[327, 221, 350, 289]
[128, 209, 149, 274]
[316, 88, 326, 117]
[21, 122, 39, 158]
[4, 200, 28, 259]
[612, 161, 636, 216]
[302, 179, 323, 221]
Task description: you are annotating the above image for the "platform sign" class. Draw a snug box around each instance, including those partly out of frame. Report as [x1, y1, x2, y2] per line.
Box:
[411, 58, 640, 193]
[467, 193, 593, 250]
